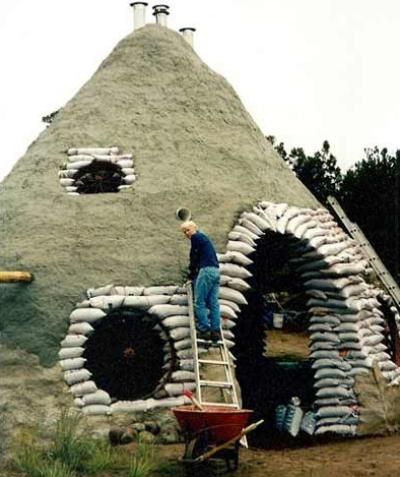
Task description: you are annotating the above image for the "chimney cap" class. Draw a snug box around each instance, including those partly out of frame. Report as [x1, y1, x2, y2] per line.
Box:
[130, 1, 148, 6]
[152, 4, 170, 10]
[179, 27, 196, 32]
[153, 9, 170, 16]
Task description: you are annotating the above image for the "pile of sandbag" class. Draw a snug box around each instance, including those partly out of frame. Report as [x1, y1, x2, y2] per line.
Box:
[233, 202, 400, 435]
[61, 282, 239, 413]
[59, 147, 136, 195]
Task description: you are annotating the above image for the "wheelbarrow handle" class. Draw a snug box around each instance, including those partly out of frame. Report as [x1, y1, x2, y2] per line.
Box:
[194, 419, 264, 463]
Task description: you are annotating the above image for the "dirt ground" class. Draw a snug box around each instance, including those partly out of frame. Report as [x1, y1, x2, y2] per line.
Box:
[157, 434, 400, 477]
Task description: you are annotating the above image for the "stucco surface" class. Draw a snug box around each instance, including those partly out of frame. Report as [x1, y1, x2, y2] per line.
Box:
[0, 25, 317, 365]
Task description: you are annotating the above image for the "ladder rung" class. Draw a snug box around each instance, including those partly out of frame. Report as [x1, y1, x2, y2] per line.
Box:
[199, 380, 233, 389]
[201, 402, 239, 407]
[198, 359, 229, 365]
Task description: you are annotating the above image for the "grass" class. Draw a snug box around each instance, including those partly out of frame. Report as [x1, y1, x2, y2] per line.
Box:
[9, 409, 171, 477]
[128, 437, 159, 477]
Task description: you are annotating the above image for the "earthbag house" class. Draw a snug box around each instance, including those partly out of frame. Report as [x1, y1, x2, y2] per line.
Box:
[1, 18, 400, 450]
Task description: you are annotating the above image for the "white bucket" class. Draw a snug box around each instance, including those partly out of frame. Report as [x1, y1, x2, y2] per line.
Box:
[273, 313, 284, 329]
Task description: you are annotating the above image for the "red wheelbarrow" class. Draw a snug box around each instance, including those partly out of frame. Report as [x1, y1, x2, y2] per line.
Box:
[172, 405, 263, 475]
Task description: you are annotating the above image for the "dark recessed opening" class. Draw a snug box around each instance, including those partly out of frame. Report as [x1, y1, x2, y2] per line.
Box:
[377, 296, 400, 366]
[73, 160, 125, 194]
[83, 308, 170, 401]
[234, 231, 316, 448]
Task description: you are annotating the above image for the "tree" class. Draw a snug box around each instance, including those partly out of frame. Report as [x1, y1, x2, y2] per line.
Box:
[339, 147, 400, 280]
[267, 137, 342, 204]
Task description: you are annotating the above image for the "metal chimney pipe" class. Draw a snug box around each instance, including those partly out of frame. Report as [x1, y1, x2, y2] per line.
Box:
[179, 27, 196, 48]
[130, 2, 148, 30]
[152, 4, 170, 27]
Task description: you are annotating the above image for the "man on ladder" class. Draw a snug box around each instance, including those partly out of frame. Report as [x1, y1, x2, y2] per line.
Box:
[181, 220, 221, 343]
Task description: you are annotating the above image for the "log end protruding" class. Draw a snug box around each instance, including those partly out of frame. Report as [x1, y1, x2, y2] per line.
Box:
[0, 271, 34, 283]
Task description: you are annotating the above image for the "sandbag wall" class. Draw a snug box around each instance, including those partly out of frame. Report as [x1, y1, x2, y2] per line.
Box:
[58, 147, 136, 195]
[224, 201, 400, 436]
[59, 200, 400, 438]
[60, 284, 237, 415]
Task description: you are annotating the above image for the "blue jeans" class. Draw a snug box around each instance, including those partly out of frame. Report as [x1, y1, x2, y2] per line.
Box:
[194, 267, 220, 332]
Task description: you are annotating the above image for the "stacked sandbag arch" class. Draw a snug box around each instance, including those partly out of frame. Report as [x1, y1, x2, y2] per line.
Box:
[59, 200, 400, 437]
[222, 201, 400, 436]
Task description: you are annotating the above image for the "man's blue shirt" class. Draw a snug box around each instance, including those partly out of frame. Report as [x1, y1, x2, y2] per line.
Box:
[189, 231, 219, 278]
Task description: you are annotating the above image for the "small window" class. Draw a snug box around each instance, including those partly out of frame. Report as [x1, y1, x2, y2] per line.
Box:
[59, 147, 136, 195]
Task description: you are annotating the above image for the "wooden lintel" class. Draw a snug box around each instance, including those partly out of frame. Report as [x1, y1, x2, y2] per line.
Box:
[0, 272, 34, 283]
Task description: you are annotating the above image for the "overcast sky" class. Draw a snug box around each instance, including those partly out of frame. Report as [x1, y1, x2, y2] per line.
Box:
[1, 0, 400, 181]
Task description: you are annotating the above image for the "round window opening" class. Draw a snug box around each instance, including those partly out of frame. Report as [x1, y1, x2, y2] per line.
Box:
[73, 160, 125, 194]
[83, 309, 166, 401]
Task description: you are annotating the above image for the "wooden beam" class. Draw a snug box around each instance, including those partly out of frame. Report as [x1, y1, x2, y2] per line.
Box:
[0, 272, 34, 283]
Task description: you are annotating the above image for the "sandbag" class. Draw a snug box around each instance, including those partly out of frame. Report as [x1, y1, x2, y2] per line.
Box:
[59, 357, 86, 371]
[64, 369, 92, 385]
[228, 231, 256, 247]
[83, 390, 112, 406]
[309, 332, 340, 343]
[316, 387, 354, 399]
[59, 178, 75, 187]
[68, 322, 94, 335]
[219, 287, 247, 305]
[61, 334, 88, 348]
[123, 286, 145, 296]
[87, 284, 115, 298]
[238, 218, 263, 236]
[162, 315, 190, 328]
[169, 327, 191, 341]
[179, 359, 194, 371]
[241, 212, 271, 232]
[116, 159, 134, 168]
[221, 318, 236, 329]
[69, 380, 97, 396]
[70, 308, 106, 323]
[164, 382, 196, 396]
[82, 405, 112, 415]
[316, 406, 356, 418]
[89, 295, 125, 310]
[66, 160, 92, 170]
[220, 304, 238, 320]
[124, 295, 171, 308]
[232, 225, 259, 241]
[310, 350, 340, 359]
[219, 263, 252, 279]
[220, 276, 250, 293]
[276, 207, 302, 234]
[68, 147, 119, 155]
[123, 174, 136, 185]
[173, 338, 193, 350]
[286, 214, 312, 235]
[219, 299, 241, 313]
[58, 347, 84, 360]
[314, 377, 354, 389]
[171, 371, 196, 382]
[314, 368, 347, 380]
[149, 304, 189, 318]
[144, 286, 179, 295]
[315, 424, 356, 435]
[226, 240, 255, 255]
[169, 294, 188, 305]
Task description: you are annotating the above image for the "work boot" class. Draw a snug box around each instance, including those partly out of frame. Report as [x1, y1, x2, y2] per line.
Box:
[210, 330, 222, 343]
[197, 329, 211, 342]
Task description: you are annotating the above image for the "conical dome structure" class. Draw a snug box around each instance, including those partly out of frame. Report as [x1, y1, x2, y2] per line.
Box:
[2, 23, 400, 450]
[0, 25, 317, 364]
